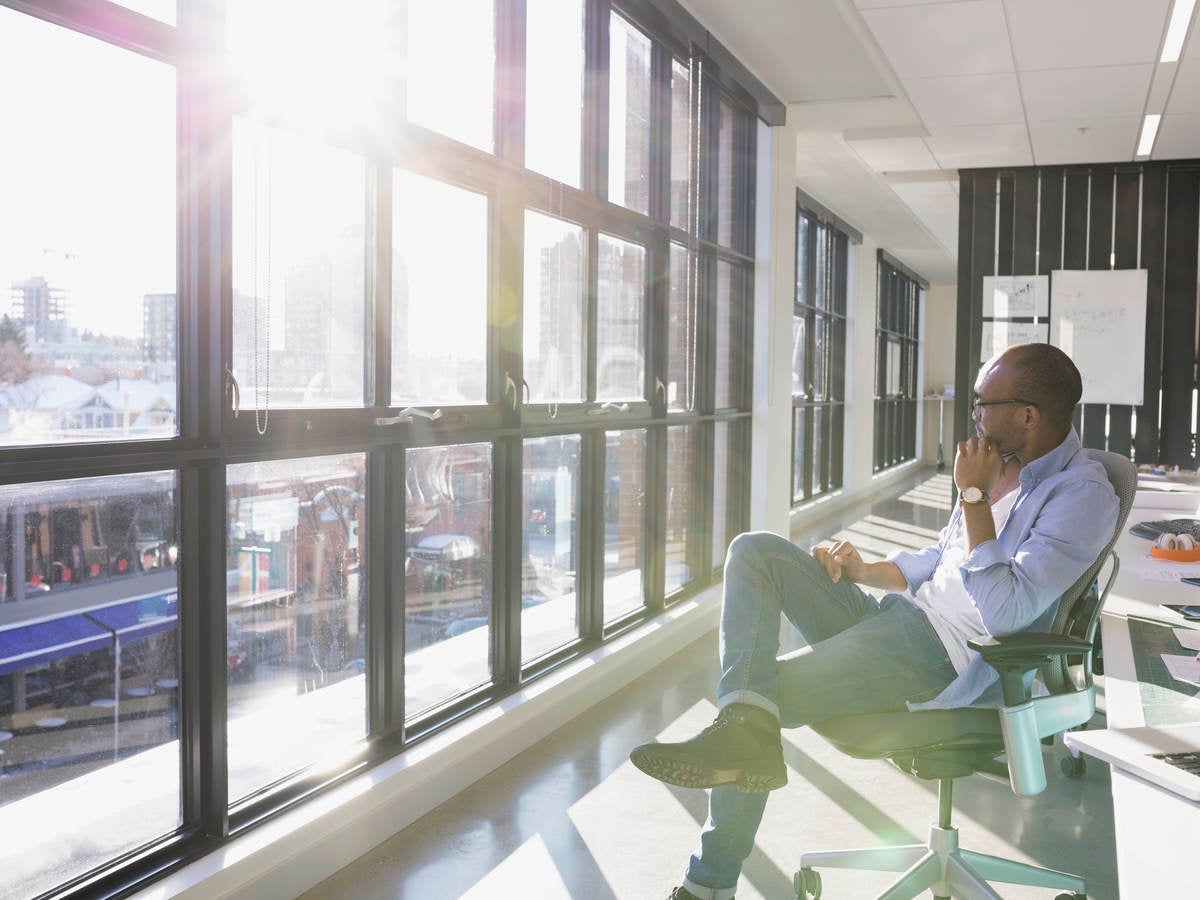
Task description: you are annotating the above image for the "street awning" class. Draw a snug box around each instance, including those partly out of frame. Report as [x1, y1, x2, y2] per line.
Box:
[0, 590, 177, 676]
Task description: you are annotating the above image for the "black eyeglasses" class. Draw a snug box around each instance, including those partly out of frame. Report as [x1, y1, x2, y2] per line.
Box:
[971, 395, 1039, 411]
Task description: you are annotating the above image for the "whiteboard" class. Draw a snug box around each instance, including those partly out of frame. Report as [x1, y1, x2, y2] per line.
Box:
[982, 275, 1049, 317]
[1049, 269, 1146, 406]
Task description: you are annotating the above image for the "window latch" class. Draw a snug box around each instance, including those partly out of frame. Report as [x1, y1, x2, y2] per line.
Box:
[375, 407, 443, 426]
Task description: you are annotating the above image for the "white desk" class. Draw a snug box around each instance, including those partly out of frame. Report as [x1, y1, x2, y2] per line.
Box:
[1065, 496, 1200, 898]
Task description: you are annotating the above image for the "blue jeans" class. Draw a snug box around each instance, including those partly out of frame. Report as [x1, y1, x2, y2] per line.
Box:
[682, 532, 957, 900]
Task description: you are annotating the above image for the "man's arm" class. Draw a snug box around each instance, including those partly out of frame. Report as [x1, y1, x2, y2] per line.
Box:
[813, 541, 908, 592]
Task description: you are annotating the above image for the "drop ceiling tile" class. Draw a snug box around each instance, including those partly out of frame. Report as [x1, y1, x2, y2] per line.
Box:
[846, 136, 939, 172]
[1028, 117, 1140, 165]
[1153, 114, 1200, 158]
[1006, 0, 1170, 70]
[890, 181, 960, 252]
[924, 122, 1032, 169]
[1167, 60, 1200, 114]
[903, 72, 1023, 127]
[1181, 8, 1200, 60]
[1021, 64, 1153, 121]
[860, 0, 1013, 79]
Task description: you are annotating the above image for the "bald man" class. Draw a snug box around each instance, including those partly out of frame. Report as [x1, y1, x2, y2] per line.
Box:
[632, 343, 1119, 900]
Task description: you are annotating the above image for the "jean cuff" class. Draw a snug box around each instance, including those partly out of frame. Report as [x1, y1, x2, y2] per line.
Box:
[682, 875, 737, 900]
[717, 690, 780, 722]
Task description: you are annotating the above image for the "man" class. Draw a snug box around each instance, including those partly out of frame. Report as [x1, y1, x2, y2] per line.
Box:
[629, 343, 1119, 900]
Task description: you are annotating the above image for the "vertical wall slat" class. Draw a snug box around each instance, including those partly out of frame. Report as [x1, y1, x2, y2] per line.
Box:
[1038, 169, 1063, 277]
[954, 171, 996, 446]
[997, 175, 1015, 277]
[1012, 170, 1038, 275]
[1136, 167, 1167, 463]
[1106, 170, 1141, 457]
[1162, 168, 1199, 464]
[1081, 167, 1114, 450]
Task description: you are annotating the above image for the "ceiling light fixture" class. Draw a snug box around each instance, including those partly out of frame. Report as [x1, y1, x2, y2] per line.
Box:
[1137, 114, 1162, 157]
[1161, 0, 1198, 63]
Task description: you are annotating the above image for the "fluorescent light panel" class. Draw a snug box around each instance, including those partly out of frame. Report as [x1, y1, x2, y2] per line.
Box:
[1137, 114, 1162, 157]
[1162, 0, 1198, 63]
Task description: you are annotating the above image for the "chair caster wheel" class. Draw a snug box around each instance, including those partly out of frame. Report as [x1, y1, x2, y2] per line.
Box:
[1061, 755, 1086, 778]
[794, 866, 822, 899]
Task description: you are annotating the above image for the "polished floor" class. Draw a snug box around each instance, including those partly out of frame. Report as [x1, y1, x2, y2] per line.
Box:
[302, 469, 1118, 899]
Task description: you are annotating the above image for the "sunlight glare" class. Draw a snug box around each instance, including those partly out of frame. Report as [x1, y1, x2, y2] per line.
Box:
[227, 0, 398, 134]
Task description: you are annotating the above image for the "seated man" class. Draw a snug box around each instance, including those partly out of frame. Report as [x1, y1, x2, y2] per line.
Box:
[629, 342, 1119, 900]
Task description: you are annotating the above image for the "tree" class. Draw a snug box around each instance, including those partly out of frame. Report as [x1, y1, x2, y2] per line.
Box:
[0, 315, 32, 385]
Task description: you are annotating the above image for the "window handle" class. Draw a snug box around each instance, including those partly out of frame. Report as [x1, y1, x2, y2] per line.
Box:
[655, 377, 667, 405]
[225, 368, 240, 418]
[587, 401, 630, 416]
[375, 407, 443, 426]
[504, 373, 528, 410]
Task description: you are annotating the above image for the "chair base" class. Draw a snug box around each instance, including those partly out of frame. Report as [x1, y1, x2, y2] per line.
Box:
[796, 822, 1087, 899]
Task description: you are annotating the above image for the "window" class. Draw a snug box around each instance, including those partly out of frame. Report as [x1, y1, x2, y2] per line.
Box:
[874, 253, 924, 472]
[226, 455, 367, 802]
[792, 208, 848, 504]
[392, 172, 489, 406]
[404, 443, 493, 718]
[525, 0, 585, 187]
[0, 1, 771, 895]
[0, 10, 176, 446]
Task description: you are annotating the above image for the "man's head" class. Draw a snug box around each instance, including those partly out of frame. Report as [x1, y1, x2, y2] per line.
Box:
[972, 342, 1081, 461]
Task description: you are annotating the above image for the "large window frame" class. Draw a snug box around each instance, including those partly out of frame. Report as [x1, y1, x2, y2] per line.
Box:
[873, 251, 925, 472]
[0, 1, 775, 896]
[791, 204, 848, 505]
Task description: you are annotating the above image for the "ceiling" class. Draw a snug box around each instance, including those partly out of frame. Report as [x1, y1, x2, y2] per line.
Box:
[678, 0, 1200, 285]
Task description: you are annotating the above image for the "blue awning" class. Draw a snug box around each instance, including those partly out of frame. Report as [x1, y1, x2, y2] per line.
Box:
[0, 590, 177, 677]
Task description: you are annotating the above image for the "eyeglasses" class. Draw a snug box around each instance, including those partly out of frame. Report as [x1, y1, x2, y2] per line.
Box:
[971, 395, 1039, 411]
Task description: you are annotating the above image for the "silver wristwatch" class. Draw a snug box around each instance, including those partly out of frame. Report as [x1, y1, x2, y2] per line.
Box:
[959, 486, 989, 505]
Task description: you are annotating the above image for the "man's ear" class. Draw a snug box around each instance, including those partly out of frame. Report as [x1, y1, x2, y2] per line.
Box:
[1023, 403, 1041, 430]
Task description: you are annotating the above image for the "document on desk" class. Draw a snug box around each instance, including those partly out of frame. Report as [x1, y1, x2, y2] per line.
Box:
[1140, 564, 1200, 581]
[1175, 629, 1200, 652]
[1162, 654, 1200, 688]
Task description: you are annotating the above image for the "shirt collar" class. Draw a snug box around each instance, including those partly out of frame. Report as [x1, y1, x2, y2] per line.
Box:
[1018, 427, 1081, 488]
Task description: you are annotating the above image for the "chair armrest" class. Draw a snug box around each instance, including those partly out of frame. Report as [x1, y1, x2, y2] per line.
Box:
[968, 633, 1094, 707]
[968, 633, 1093, 664]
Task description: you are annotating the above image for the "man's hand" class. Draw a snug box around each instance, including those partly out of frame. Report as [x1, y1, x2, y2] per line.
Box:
[954, 436, 1004, 494]
[813, 539, 865, 584]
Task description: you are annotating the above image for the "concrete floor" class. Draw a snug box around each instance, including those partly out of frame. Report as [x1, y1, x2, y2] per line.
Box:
[302, 469, 1119, 899]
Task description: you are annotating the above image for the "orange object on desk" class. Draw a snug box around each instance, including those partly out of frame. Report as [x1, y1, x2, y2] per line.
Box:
[1150, 546, 1200, 562]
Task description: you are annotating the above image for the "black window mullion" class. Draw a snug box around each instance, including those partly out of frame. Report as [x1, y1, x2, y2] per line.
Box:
[495, 0, 527, 165]
[494, 435, 523, 691]
[580, 430, 605, 639]
[369, 449, 403, 734]
[583, 0, 610, 200]
[371, 164, 392, 408]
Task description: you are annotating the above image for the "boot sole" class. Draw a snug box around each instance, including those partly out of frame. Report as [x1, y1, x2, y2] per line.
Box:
[629, 747, 787, 793]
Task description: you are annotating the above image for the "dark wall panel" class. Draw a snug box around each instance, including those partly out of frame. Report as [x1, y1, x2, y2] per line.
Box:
[956, 160, 1200, 467]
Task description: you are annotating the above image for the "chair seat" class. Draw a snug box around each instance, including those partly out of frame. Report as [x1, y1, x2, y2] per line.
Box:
[812, 708, 1004, 759]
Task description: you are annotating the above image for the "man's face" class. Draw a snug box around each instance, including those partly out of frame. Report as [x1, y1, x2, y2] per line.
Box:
[971, 359, 1027, 456]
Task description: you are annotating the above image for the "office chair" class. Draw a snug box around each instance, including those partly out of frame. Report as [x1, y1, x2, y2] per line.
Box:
[794, 449, 1137, 900]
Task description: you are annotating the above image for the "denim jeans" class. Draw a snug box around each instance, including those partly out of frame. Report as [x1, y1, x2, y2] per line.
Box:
[682, 532, 957, 900]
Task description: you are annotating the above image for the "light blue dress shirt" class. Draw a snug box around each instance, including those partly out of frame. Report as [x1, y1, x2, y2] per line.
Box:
[888, 428, 1119, 710]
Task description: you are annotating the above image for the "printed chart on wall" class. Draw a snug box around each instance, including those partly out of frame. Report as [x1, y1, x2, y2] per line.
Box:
[1049, 269, 1147, 406]
[980, 275, 1049, 363]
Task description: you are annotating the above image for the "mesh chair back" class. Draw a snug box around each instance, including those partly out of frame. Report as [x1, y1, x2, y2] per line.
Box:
[1041, 448, 1137, 692]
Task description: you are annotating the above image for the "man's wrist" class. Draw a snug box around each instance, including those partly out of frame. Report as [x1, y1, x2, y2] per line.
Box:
[959, 485, 990, 505]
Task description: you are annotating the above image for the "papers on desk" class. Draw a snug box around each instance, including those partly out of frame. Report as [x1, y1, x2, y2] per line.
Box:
[1162, 654, 1200, 688]
[1175, 629, 1200, 653]
[1139, 560, 1200, 581]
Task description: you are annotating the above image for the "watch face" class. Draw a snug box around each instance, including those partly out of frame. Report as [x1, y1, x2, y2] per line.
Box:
[962, 486, 983, 503]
